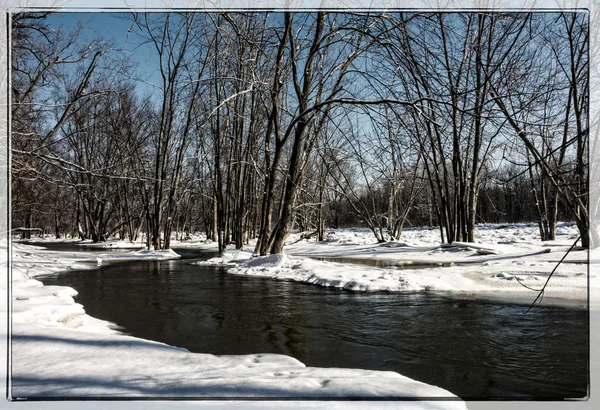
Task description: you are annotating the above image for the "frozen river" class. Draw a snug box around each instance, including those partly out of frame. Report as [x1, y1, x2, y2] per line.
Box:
[37, 246, 588, 399]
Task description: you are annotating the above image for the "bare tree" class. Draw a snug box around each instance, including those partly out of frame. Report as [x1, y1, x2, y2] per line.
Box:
[489, 12, 590, 247]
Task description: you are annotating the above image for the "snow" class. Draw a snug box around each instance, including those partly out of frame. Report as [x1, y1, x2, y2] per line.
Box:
[2, 239, 466, 405]
[78, 239, 147, 249]
[195, 249, 253, 265]
[205, 223, 593, 308]
[2, 222, 595, 403]
[96, 247, 181, 262]
[11, 322, 458, 399]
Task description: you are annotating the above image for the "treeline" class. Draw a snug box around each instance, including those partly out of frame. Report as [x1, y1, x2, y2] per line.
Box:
[11, 11, 590, 251]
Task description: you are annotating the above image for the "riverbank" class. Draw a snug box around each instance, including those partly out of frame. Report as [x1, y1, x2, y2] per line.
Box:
[3, 222, 595, 402]
[2, 241, 466, 405]
[197, 223, 595, 308]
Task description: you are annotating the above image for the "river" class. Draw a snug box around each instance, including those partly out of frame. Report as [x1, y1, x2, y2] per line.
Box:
[35, 245, 588, 399]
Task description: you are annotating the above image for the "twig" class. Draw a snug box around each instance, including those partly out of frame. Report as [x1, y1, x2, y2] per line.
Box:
[513, 275, 542, 292]
[522, 235, 581, 314]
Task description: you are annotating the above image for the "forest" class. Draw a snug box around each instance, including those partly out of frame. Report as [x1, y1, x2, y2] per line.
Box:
[11, 11, 590, 252]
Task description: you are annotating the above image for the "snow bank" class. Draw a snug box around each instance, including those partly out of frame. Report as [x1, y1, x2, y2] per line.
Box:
[5, 241, 466, 404]
[225, 223, 592, 306]
[78, 239, 146, 249]
[12, 283, 118, 334]
[96, 248, 181, 263]
[12, 323, 463, 400]
[193, 249, 254, 266]
[245, 253, 287, 268]
[8, 243, 125, 335]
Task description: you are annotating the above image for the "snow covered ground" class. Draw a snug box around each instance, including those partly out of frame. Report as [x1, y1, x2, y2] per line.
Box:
[1, 239, 466, 405]
[197, 222, 594, 308]
[1, 222, 595, 405]
[26, 235, 217, 250]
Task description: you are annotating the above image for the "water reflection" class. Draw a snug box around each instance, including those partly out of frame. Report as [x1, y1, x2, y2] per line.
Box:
[36, 249, 588, 399]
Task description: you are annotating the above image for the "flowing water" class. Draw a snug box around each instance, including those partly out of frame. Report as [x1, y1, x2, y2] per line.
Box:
[34, 245, 588, 399]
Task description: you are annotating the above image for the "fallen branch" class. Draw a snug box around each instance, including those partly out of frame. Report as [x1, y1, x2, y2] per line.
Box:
[521, 235, 581, 314]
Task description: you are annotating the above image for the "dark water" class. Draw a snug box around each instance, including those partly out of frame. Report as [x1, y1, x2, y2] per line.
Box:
[35, 245, 589, 399]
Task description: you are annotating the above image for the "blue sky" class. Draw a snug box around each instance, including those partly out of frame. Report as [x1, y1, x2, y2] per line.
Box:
[45, 13, 131, 47]
[43, 12, 160, 96]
